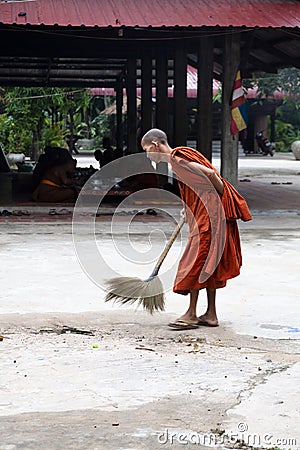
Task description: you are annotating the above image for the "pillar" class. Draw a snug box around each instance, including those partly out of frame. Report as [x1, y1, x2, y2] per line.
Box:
[221, 32, 240, 186]
[196, 37, 214, 160]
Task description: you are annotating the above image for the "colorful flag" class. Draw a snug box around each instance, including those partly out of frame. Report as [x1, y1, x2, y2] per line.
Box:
[230, 69, 248, 136]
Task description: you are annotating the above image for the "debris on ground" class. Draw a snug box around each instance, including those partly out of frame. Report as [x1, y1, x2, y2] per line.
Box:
[49, 208, 72, 216]
[271, 181, 293, 185]
[135, 345, 155, 352]
[38, 326, 95, 336]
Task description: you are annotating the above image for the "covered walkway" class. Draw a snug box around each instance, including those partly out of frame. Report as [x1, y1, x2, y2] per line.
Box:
[1, 152, 299, 218]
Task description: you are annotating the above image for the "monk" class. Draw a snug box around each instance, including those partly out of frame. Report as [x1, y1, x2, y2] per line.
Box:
[32, 147, 78, 203]
[141, 128, 252, 330]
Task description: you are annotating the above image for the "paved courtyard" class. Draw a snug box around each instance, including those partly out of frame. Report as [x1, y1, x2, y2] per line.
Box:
[0, 153, 299, 449]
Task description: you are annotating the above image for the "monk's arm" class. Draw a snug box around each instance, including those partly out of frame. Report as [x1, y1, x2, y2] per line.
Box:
[188, 161, 224, 195]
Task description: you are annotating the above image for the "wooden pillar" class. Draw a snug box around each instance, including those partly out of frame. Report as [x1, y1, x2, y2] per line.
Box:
[156, 53, 169, 184]
[126, 58, 137, 153]
[221, 32, 240, 186]
[196, 37, 214, 160]
[116, 81, 123, 153]
[173, 44, 187, 147]
[254, 115, 268, 152]
[156, 54, 168, 132]
[141, 56, 153, 141]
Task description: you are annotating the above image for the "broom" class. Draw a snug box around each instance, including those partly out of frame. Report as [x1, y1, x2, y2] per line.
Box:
[104, 216, 185, 314]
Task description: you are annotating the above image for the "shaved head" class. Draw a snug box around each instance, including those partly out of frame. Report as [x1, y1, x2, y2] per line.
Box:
[142, 128, 168, 145]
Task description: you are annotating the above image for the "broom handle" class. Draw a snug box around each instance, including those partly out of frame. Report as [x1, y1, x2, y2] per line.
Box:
[149, 216, 185, 278]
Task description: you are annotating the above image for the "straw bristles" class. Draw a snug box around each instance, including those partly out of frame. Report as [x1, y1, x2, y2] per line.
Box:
[104, 276, 165, 314]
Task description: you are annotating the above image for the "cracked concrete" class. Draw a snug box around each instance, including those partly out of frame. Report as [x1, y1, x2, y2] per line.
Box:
[0, 154, 299, 449]
[1, 313, 299, 449]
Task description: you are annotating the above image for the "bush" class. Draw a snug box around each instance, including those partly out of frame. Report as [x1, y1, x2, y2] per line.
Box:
[274, 119, 300, 152]
[40, 119, 68, 149]
[0, 113, 33, 155]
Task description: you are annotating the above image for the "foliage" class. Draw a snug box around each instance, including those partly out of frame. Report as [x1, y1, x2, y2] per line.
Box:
[212, 85, 222, 103]
[40, 118, 68, 148]
[0, 87, 114, 158]
[245, 67, 300, 151]
[0, 87, 94, 159]
[278, 67, 300, 100]
[274, 119, 300, 152]
[75, 122, 90, 139]
[89, 95, 115, 147]
[0, 87, 69, 156]
[276, 100, 300, 128]
[244, 67, 300, 101]
[0, 113, 32, 153]
[91, 114, 111, 147]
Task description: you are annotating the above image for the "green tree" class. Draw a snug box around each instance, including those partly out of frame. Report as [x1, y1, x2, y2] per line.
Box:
[244, 67, 300, 100]
[50, 88, 91, 153]
[245, 67, 300, 151]
[4, 87, 60, 159]
[0, 87, 116, 158]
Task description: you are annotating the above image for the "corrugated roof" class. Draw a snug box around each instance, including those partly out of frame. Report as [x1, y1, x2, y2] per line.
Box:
[0, 0, 299, 28]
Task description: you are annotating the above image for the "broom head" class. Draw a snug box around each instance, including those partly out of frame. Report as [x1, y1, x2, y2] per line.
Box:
[104, 276, 165, 314]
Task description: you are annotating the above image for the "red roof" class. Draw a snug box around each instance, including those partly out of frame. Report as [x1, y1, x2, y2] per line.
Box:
[0, 0, 299, 28]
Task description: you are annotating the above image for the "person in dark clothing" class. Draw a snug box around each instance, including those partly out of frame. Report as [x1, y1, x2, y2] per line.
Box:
[32, 147, 77, 202]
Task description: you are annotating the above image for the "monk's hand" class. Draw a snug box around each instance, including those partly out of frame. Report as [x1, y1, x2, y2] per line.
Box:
[180, 208, 186, 222]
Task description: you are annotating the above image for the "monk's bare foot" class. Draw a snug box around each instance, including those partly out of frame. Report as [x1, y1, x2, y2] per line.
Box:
[168, 313, 199, 329]
[175, 313, 199, 325]
[197, 314, 219, 327]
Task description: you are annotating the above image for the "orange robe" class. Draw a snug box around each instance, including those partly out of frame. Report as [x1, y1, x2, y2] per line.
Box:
[170, 147, 252, 294]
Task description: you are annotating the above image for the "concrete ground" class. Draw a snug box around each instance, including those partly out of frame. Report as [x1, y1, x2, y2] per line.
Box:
[0, 153, 299, 450]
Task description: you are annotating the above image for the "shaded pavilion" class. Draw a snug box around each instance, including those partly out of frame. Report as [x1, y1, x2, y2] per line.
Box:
[0, 0, 300, 185]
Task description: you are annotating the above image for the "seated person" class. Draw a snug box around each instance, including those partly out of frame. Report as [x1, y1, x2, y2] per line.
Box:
[94, 149, 103, 168]
[32, 147, 78, 202]
[101, 137, 114, 166]
[94, 137, 115, 168]
[114, 147, 123, 159]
